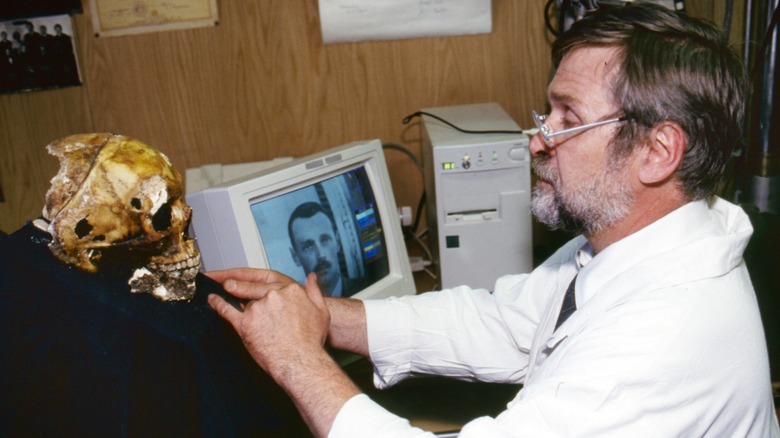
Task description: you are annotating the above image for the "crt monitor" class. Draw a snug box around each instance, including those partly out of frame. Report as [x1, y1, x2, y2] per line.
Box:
[186, 139, 416, 300]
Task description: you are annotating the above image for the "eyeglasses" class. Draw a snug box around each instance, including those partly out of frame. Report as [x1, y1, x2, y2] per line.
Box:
[532, 110, 630, 147]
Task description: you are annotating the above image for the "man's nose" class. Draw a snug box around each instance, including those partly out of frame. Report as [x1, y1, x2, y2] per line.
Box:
[529, 131, 552, 157]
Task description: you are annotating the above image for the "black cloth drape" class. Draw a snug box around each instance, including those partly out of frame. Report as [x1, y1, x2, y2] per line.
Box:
[0, 221, 309, 437]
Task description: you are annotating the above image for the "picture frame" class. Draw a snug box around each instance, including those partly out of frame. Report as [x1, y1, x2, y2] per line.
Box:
[0, 14, 81, 94]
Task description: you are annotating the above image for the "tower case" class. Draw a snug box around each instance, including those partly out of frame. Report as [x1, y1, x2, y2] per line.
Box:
[422, 102, 533, 290]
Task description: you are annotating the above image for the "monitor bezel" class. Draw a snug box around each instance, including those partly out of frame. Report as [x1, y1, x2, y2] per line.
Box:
[187, 139, 416, 301]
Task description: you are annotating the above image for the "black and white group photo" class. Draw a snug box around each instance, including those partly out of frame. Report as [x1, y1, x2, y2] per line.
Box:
[0, 14, 80, 93]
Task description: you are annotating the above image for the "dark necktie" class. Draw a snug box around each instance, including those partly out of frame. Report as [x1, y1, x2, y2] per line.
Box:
[555, 275, 577, 330]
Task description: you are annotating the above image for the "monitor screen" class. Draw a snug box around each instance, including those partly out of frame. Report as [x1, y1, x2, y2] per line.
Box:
[249, 165, 388, 297]
[187, 139, 415, 300]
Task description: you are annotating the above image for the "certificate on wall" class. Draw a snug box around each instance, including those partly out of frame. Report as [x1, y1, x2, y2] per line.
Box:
[89, 0, 218, 37]
[319, 0, 492, 44]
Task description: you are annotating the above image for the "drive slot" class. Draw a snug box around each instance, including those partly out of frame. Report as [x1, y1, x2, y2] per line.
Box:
[445, 209, 498, 223]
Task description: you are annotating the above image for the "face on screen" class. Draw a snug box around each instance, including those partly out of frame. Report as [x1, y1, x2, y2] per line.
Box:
[250, 164, 391, 298]
[289, 211, 342, 296]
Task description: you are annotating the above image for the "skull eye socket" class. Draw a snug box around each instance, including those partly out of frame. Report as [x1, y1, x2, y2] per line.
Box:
[75, 218, 93, 238]
[131, 198, 142, 209]
[152, 202, 173, 232]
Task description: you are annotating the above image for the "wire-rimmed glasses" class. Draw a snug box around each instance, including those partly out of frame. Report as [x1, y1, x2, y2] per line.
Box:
[532, 110, 630, 147]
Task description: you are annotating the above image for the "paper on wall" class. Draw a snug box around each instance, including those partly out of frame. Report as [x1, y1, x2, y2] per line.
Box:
[318, 0, 492, 44]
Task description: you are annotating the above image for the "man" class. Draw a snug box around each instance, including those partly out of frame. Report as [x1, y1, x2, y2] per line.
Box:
[51, 23, 79, 84]
[0, 31, 11, 61]
[21, 22, 41, 65]
[208, 4, 780, 437]
[288, 201, 348, 297]
[0, 31, 12, 83]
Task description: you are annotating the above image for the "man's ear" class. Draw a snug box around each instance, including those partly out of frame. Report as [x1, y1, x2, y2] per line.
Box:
[638, 122, 686, 185]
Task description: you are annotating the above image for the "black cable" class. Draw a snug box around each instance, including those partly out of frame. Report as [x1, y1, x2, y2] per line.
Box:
[412, 191, 426, 234]
[382, 143, 423, 173]
[558, 0, 572, 35]
[545, 0, 559, 37]
[736, 1, 780, 198]
[723, 0, 734, 40]
[747, 3, 780, 84]
[746, 2, 780, 160]
[381, 142, 426, 235]
[759, 3, 780, 54]
[402, 111, 525, 135]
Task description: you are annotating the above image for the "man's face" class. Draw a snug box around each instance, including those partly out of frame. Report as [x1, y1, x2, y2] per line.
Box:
[530, 46, 635, 236]
[290, 212, 341, 293]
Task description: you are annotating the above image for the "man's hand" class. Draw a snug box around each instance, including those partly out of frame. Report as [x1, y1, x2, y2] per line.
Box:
[206, 267, 302, 301]
[206, 269, 329, 375]
[208, 267, 370, 357]
[206, 268, 362, 437]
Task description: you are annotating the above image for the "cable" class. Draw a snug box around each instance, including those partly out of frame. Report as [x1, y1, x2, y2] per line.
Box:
[407, 227, 436, 279]
[403, 111, 538, 136]
[545, 0, 560, 37]
[381, 142, 433, 269]
[722, 0, 734, 40]
[382, 142, 426, 231]
[759, 3, 780, 55]
[747, 3, 780, 92]
[412, 191, 426, 235]
[382, 143, 424, 173]
[558, 0, 572, 35]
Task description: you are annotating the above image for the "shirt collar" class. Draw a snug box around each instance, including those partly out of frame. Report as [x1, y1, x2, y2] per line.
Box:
[574, 199, 708, 306]
[574, 243, 594, 270]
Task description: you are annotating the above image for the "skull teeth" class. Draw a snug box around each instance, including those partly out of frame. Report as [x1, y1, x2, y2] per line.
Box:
[148, 253, 201, 275]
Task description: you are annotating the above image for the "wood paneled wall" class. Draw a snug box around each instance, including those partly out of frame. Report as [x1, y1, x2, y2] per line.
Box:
[0, 1, 743, 233]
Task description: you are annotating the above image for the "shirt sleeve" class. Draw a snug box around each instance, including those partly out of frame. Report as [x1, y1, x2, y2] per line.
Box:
[328, 394, 436, 438]
[363, 274, 534, 389]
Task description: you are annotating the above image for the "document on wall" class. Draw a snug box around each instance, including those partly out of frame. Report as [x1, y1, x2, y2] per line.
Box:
[90, 0, 219, 37]
[318, 0, 492, 44]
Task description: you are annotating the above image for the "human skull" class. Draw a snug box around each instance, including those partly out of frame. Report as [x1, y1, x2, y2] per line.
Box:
[42, 133, 200, 301]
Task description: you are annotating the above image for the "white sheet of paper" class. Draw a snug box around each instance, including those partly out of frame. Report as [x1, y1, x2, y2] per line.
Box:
[319, 0, 492, 44]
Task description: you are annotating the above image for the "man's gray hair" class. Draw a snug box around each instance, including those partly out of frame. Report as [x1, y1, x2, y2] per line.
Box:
[552, 2, 748, 200]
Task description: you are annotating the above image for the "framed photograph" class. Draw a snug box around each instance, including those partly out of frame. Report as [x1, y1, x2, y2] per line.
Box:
[0, 14, 81, 94]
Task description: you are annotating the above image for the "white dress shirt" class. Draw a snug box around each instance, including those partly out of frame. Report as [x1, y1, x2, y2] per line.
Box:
[329, 198, 780, 437]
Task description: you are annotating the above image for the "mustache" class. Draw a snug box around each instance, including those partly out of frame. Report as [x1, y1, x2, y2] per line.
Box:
[532, 155, 557, 183]
[313, 258, 333, 272]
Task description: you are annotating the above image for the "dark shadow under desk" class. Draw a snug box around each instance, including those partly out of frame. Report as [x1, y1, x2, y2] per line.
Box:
[342, 357, 521, 433]
[338, 268, 522, 433]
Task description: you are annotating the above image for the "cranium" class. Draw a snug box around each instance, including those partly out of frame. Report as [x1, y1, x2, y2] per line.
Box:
[41, 133, 201, 301]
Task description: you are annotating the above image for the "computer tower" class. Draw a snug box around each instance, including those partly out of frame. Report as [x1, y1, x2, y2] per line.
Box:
[422, 102, 533, 290]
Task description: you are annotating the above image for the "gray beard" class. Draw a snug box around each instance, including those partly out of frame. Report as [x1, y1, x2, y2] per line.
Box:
[530, 156, 634, 236]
